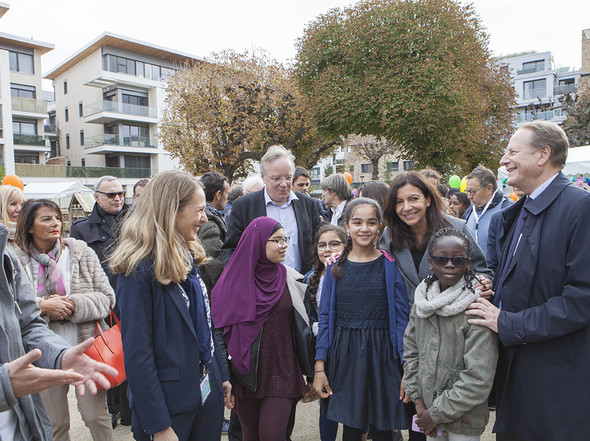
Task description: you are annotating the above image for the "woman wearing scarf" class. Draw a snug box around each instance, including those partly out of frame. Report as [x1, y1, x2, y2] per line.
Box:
[212, 216, 312, 441]
[13, 199, 115, 441]
[110, 171, 229, 441]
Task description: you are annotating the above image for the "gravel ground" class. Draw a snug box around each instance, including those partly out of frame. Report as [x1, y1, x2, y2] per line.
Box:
[68, 389, 497, 440]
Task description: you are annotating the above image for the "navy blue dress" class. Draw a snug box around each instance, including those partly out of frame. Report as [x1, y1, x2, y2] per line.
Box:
[321, 255, 406, 431]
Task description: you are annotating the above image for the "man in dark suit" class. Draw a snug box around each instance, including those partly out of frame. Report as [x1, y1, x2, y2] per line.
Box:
[466, 121, 590, 441]
[222, 145, 321, 274]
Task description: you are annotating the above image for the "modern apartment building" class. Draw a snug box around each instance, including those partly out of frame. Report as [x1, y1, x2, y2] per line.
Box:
[44, 32, 203, 186]
[501, 51, 581, 124]
[0, 2, 54, 175]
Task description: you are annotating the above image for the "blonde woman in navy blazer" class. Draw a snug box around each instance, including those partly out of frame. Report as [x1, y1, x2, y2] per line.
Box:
[111, 171, 231, 441]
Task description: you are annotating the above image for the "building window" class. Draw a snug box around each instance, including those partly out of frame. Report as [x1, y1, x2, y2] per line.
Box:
[9, 51, 34, 74]
[125, 155, 151, 169]
[311, 167, 320, 180]
[103, 54, 175, 81]
[10, 84, 36, 99]
[523, 79, 546, 100]
[81, 158, 86, 167]
[80, 130, 84, 146]
[14, 154, 39, 164]
[67, 160, 71, 166]
[12, 120, 37, 135]
[521, 60, 545, 74]
[403, 160, 415, 171]
[361, 163, 373, 174]
[65, 134, 70, 150]
[122, 124, 149, 146]
[65, 107, 69, 122]
[79, 101, 84, 117]
[63, 80, 68, 95]
[387, 161, 400, 172]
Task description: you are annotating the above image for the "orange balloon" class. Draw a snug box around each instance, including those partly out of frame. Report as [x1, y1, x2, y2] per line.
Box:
[509, 192, 518, 202]
[2, 174, 24, 190]
[343, 172, 353, 185]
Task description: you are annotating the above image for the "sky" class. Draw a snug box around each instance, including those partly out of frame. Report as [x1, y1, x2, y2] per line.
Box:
[1, 0, 588, 79]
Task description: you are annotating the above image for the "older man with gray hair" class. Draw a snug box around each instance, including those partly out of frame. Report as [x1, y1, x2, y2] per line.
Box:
[321, 173, 353, 226]
[221, 145, 321, 274]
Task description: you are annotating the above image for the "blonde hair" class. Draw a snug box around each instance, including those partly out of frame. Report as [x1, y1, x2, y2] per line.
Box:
[110, 170, 207, 284]
[0, 185, 26, 226]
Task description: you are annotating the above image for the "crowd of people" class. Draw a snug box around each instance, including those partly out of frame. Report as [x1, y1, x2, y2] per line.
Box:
[1, 120, 590, 441]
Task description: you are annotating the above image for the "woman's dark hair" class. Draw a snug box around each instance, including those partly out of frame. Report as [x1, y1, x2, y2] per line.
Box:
[16, 199, 64, 253]
[447, 188, 471, 217]
[331, 198, 382, 279]
[308, 225, 348, 307]
[383, 171, 451, 251]
[359, 180, 389, 212]
[424, 228, 475, 293]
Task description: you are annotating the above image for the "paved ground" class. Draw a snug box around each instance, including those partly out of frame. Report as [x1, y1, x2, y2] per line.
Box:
[68, 389, 497, 440]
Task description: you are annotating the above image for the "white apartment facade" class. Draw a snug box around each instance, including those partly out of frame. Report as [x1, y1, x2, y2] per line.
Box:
[44, 32, 204, 186]
[501, 51, 581, 124]
[0, 2, 54, 175]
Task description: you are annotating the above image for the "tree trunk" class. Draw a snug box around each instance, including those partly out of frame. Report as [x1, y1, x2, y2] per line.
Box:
[371, 158, 380, 180]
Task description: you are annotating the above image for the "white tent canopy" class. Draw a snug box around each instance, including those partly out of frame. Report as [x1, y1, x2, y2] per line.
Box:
[24, 182, 93, 199]
[498, 145, 590, 179]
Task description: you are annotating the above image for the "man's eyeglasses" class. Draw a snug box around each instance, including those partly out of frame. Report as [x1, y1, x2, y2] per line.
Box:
[465, 188, 481, 196]
[430, 256, 469, 267]
[317, 240, 343, 251]
[267, 237, 290, 247]
[96, 190, 125, 199]
[267, 175, 293, 183]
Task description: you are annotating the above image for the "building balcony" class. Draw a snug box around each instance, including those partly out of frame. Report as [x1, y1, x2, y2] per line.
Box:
[44, 124, 57, 135]
[83, 100, 157, 124]
[554, 84, 578, 95]
[11, 97, 48, 118]
[15, 164, 157, 179]
[516, 109, 565, 123]
[516, 65, 545, 75]
[522, 88, 547, 100]
[84, 133, 158, 155]
[13, 134, 50, 152]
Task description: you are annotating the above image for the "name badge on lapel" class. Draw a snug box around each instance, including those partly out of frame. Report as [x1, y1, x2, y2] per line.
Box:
[200, 370, 211, 404]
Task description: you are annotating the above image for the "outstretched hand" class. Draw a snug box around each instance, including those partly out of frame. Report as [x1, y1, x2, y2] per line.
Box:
[60, 338, 118, 395]
[7, 349, 85, 398]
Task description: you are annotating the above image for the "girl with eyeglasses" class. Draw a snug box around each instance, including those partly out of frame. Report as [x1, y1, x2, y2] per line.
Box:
[212, 216, 313, 441]
[403, 228, 498, 441]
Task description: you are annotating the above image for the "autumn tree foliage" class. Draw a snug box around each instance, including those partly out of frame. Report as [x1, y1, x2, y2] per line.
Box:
[346, 134, 398, 180]
[295, 0, 516, 175]
[559, 88, 590, 147]
[160, 50, 336, 181]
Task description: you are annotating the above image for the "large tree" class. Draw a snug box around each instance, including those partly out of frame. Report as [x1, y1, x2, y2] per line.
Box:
[160, 50, 336, 181]
[559, 88, 590, 147]
[295, 0, 516, 175]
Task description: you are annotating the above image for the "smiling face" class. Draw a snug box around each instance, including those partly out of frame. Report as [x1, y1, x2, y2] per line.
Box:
[265, 228, 288, 263]
[262, 157, 294, 205]
[429, 236, 471, 291]
[29, 206, 62, 252]
[174, 186, 208, 242]
[7, 199, 22, 222]
[317, 230, 345, 266]
[345, 204, 381, 250]
[500, 128, 546, 195]
[394, 184, 430, 233]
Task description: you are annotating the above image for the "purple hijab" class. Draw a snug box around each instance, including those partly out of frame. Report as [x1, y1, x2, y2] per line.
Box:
[212, 216, 287, 375]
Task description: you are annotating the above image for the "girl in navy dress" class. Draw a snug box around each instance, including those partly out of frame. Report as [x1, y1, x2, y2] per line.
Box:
[313, 198, 409, 441]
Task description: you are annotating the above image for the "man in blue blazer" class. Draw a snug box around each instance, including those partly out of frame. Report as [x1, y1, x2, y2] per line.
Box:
[466, 121, 590, 441]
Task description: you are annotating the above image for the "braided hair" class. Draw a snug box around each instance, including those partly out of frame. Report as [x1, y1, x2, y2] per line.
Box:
[308, 225, 348, 307]
[331, 198, 383, 279]
[425, 228, 476, 293]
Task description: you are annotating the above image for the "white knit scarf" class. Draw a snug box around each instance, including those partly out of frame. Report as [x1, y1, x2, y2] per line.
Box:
[414, 276, 480, 319]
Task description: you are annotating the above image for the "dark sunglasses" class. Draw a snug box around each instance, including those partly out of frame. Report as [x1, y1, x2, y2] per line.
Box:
[96, 190, 125, 199]
[430, 256, 469, 267]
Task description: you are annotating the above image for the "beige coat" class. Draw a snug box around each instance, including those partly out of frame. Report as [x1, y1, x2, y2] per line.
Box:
[14, 238, 115, 343]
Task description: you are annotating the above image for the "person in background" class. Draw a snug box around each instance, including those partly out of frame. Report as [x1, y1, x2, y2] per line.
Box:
[224, 183, 244, 226]
[70, 175, 131, 427]
[132, 179, 149, 203]
[447, 188, 471, 219]
[243, 175, 264, 194]
[420, 169, 440, 189]
[294, 166, 328, 222]
[0, 224, 118, 441]
[358, 180, 389, 212]
[0, 184, 26, 250]
[111, 171, 229, 441]
[463, 166, 513, 258]
[198, 171, 229, 296]
[466, 121, 590, 441]
[321, 174, 353, 226]
[14, 199, 116, 441]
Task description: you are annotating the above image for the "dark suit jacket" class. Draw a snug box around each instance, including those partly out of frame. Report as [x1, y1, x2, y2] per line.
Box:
[221, 189, 321, 274]
[117, 261, 227, 435]
[492, 172, 590, 440]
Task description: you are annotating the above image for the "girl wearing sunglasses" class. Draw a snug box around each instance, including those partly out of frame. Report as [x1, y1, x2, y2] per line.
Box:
[402, 228, 498, 441]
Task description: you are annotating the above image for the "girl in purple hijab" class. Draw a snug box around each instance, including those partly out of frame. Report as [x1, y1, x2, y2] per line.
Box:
[212, 216, 310, 441]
